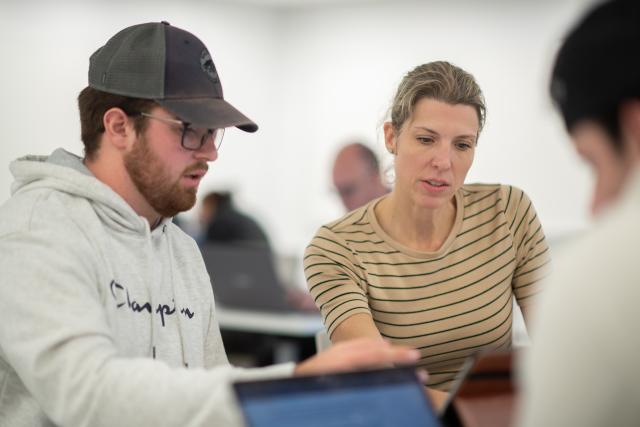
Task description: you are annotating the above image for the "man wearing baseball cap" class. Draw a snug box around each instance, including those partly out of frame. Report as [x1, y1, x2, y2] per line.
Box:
[0, 22, 420, 426]
[520, 1, 640, 425]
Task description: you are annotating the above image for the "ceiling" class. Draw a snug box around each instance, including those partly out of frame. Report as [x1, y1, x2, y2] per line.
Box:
[217, 0, 386, 9]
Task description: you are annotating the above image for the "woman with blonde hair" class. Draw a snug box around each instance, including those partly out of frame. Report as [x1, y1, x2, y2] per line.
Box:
[304, 61, 550, 406]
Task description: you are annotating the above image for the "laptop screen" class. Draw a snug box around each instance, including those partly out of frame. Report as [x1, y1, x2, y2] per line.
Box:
[200, 243, 296, 313]
[234, 366, 441, 427]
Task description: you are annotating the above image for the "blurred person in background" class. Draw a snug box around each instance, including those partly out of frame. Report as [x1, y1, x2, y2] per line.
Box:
[332, 142, 390, 211]
[196, 190, 317, 366]
[198, 191, 269, 245]
[305, 61, 551, 409]
[520, 1, 640, 425]
[196, 190, 316, 312]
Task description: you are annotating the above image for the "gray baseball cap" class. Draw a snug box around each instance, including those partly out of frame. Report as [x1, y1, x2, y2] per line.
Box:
[88, 21, 258, 132]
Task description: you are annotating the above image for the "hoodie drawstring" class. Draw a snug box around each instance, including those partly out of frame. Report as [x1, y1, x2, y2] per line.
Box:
[164, 228, 190, 368]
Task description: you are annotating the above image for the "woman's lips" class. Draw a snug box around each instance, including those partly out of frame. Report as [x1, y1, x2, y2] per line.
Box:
[421, 178, 450, 193]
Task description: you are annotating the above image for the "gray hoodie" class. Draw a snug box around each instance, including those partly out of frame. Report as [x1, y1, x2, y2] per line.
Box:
[0, 149, 293, 427]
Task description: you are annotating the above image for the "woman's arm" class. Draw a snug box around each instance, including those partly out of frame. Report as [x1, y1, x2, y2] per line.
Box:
[332, 313, 449, 411]
[426, 388, 449, 411]
[331, 312, 384, 343]
[304, 227, 374, 338]
[503, 186, 551, 329]
[520, 304, 531, 327]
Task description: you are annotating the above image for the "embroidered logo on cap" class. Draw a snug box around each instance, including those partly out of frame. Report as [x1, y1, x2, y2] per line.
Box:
[200, 50, 220, 85]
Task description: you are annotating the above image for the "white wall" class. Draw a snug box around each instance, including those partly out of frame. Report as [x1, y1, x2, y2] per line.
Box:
[272, 0, 596, 256]
[0, 0, 595, 257]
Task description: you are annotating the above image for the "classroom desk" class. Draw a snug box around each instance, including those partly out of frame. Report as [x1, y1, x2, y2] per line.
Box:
[216, 306, 323, 336]
[216, 306, 324, 363]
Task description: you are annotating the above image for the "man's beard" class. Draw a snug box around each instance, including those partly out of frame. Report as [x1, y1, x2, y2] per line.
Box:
[124, 136, 206, 218]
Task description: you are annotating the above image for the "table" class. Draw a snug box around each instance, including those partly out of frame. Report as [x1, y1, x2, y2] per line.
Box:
[216, 306, 324, 363]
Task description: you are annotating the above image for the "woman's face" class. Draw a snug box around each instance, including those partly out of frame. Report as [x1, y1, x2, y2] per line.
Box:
[385, 98, 479, 210]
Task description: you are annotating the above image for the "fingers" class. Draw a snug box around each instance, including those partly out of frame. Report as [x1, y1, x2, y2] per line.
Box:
[389, 346, 422, 363]
[416, 368, 429, 383]
[344, 338, 420, 364]
[294, 338, 421, 376]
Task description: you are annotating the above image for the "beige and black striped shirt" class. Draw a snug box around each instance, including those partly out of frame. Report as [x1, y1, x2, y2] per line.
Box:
[304, 184, 550, 391]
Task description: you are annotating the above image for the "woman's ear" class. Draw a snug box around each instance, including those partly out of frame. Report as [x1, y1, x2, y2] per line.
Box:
[103, 108, 134, 150]
[383, 122, 397, 155]
[619, 100, 640, 164]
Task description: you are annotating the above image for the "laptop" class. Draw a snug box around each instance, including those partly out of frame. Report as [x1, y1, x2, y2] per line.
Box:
[439, 350, 515, 427]
[200, 242, 311, 313]
[233, 366, 442, 427]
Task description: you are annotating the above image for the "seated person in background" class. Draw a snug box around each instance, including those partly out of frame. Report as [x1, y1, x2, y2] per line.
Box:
[520, 1, 640, 425]
[0, 21, 421, 427]
[198, 191, 277, 365]
[198, 192, 316, 365]
[304, 61, 550, 409]
[198, 190, 316, 313]
[332, 142, 390, 211]
[199, 191, 269, 245]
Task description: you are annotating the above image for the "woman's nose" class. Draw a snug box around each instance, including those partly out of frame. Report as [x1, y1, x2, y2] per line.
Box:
[431, 144, 452, 170]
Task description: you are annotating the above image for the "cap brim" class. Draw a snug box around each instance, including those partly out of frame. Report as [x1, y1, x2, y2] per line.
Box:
[156, 98, 258, 133]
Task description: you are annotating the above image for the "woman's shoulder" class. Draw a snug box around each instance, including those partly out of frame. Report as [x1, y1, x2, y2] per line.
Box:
[318, 199, 378, 235]
[304, 202, 373, 260]
[461, 182, 514, 196]
[306, 199, 382, 257]
[461, 183, 530, 209]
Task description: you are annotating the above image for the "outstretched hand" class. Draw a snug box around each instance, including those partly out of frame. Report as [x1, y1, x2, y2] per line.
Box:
[294, 337, 421, 376]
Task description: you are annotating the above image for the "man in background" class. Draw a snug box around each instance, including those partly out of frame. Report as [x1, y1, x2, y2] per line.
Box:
[332, 142, 390, 211]
[520, 1, 640, 425]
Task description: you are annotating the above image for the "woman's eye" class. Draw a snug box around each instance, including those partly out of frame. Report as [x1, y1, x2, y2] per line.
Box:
[417, 136, 434, 144]
[455, 142, 473, 150]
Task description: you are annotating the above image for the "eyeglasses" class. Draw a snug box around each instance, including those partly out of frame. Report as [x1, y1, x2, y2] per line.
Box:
[139, 112, 225, 151]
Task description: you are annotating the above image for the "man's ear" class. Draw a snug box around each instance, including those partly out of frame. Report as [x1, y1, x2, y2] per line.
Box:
[103, 108, 135, 150]
[619, 100, 640, 164]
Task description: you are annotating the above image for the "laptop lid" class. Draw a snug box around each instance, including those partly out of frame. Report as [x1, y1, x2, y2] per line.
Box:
[439, 350, 515, 427]
[233, 366, 442, 427]
[201, 243, 296, 312]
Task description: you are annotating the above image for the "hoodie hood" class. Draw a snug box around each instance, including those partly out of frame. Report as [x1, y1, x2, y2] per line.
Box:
[9, 148, 168, 235]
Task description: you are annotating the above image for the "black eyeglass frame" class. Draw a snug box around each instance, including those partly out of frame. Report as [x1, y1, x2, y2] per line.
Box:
[137, 112, 225, 151]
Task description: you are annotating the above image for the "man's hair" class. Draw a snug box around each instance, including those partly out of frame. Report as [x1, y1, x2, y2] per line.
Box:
[389, 61, 486, 134]
[550, 0, 640, 149]
[351, 143, 380, 175]
[201, 191, 232, 208]
[77, 86, 157, 160]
